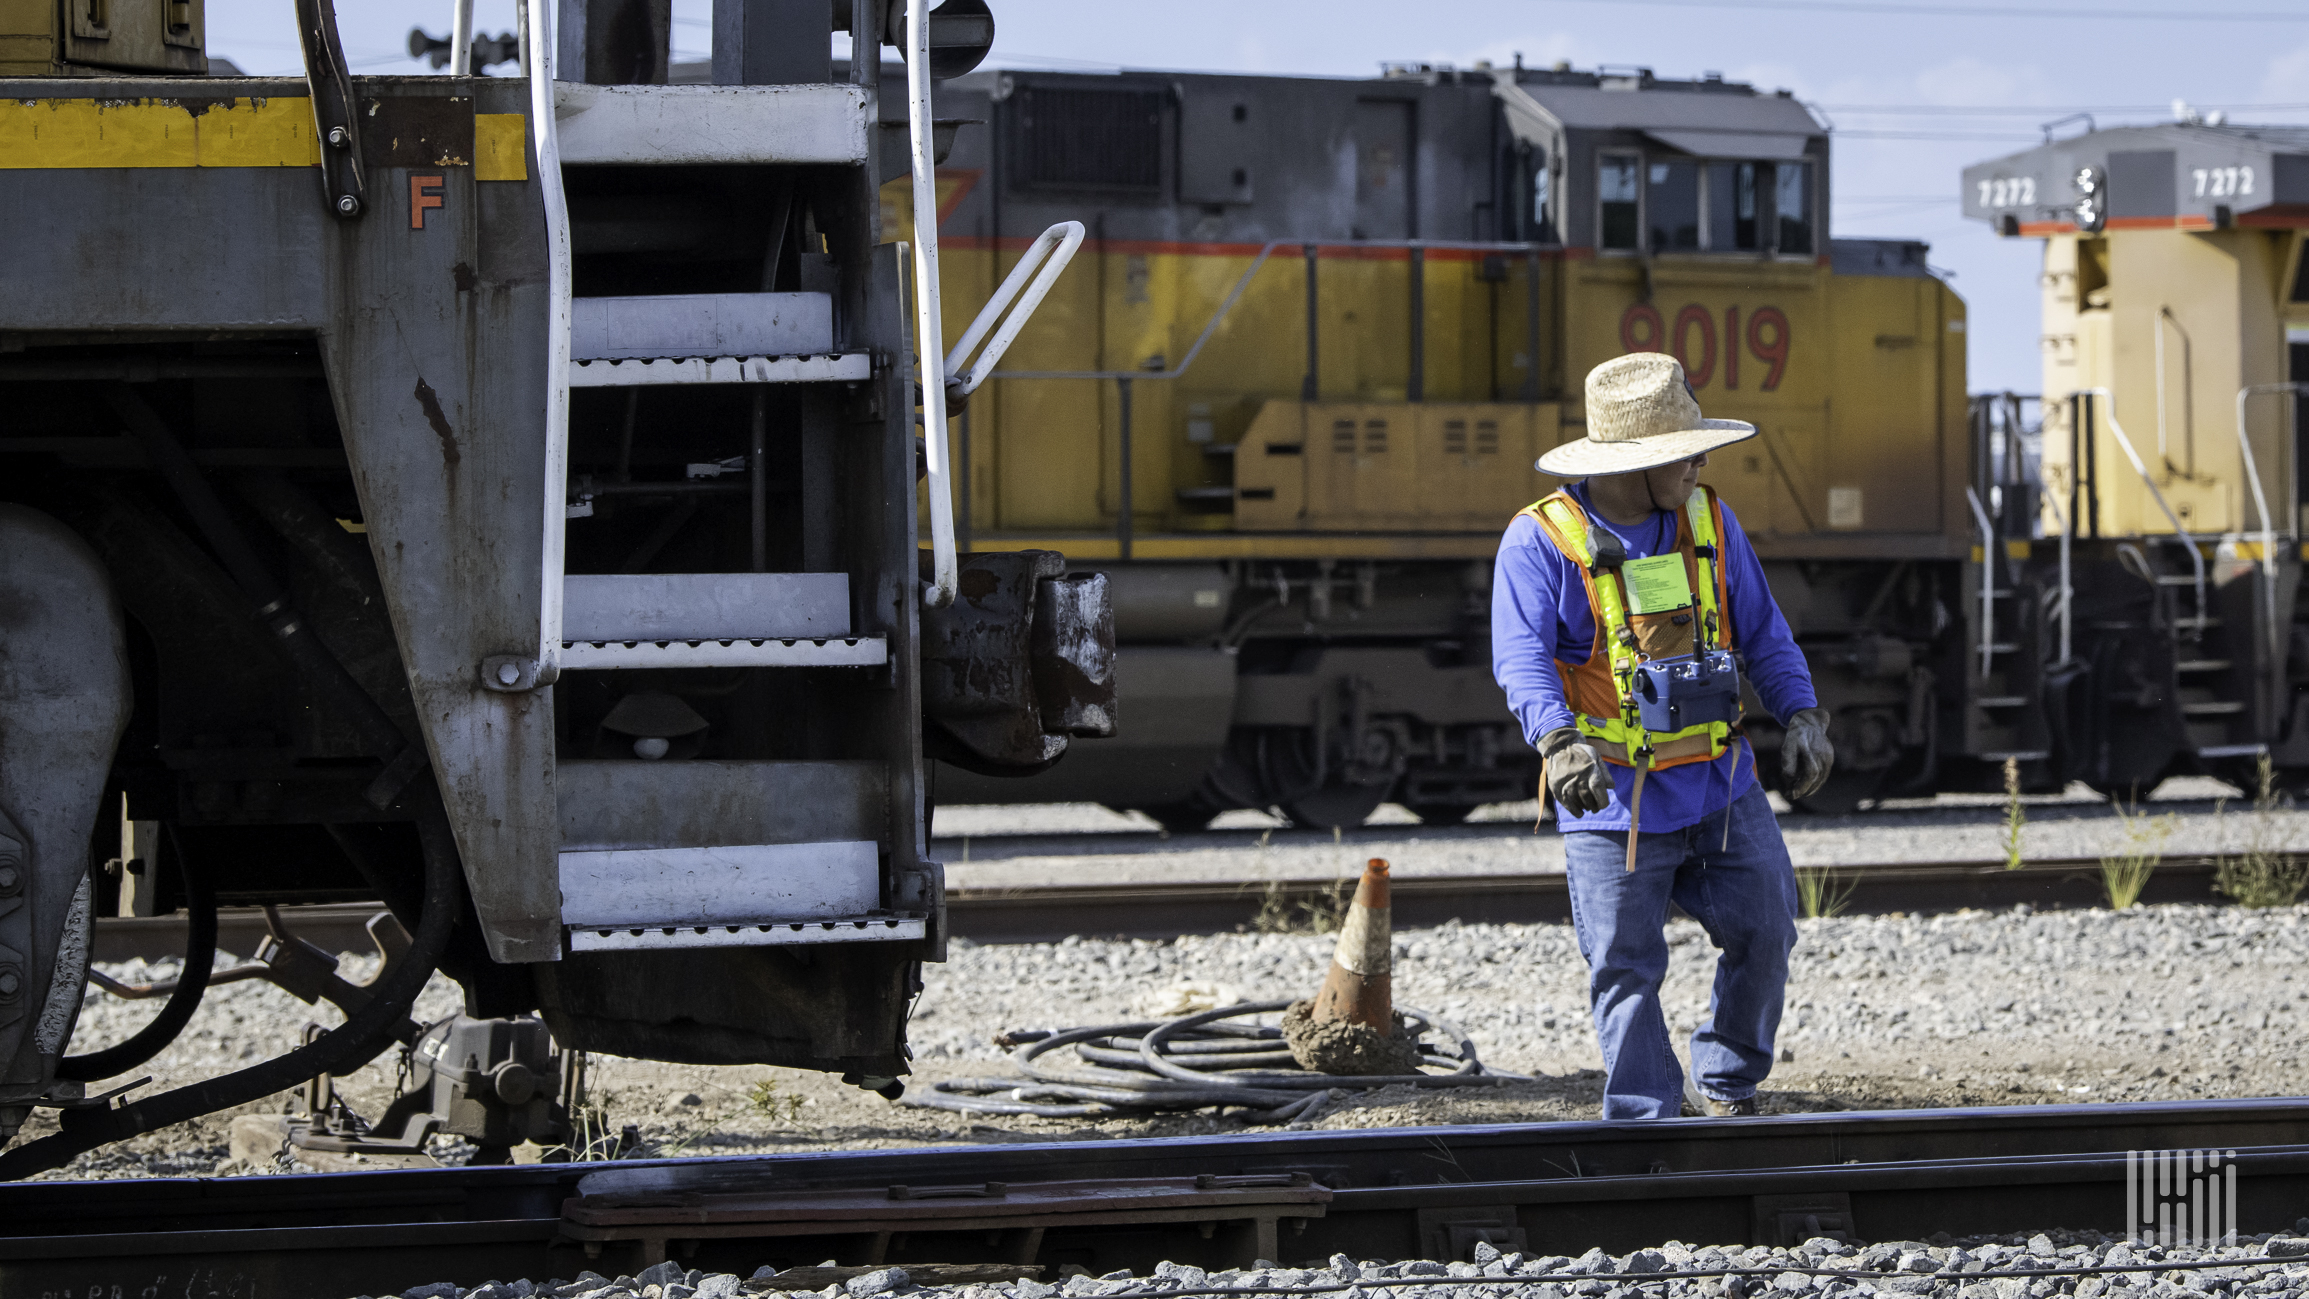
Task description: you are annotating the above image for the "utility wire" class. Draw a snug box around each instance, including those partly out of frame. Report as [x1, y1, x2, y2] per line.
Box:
[1553, 0, 2306, 20]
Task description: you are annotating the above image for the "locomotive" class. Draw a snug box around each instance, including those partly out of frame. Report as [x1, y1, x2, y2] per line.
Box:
[919, 58, 2001, 826]
[0, 0, 1108, 1173]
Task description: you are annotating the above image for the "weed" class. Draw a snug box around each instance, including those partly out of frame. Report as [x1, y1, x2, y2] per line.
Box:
[2100, 796, 2176, 910]
[2002, 756, 2026, 870]
[2214, 755, 2309, 908]
[1794, 866, 1858, 919]
[750, 1075, 808, 1125]
[1250, 878, 1351, 935]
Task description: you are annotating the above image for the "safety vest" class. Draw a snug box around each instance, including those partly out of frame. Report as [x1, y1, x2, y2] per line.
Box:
[1520, 486, 1740, 771]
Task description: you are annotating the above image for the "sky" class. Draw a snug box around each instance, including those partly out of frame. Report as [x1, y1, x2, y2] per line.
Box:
[204, 0, 2309, 395]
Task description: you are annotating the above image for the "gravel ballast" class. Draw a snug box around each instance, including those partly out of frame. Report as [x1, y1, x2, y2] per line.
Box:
[22, 896, 2309, 1178]
[349, 1231, 2309, 1299]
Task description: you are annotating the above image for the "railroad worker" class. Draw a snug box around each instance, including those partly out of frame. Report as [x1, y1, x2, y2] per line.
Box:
[1491, 352, 1834, 1120]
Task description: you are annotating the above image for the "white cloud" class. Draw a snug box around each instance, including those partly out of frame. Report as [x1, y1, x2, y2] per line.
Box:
[2258, 41, 2309, 103]
[1910, 55, 2050, 107]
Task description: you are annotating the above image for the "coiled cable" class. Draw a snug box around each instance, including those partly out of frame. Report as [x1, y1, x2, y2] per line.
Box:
[904, 999, 1522, 1124]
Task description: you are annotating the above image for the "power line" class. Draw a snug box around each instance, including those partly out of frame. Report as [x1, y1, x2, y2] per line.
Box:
[1830, 130, 2044, 140]
[1558, 0, 2305, 19]
[1821, 102, 2309, 115]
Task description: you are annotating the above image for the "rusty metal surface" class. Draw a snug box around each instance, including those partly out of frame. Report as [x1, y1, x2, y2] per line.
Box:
[563, 1173, 1330, 1226]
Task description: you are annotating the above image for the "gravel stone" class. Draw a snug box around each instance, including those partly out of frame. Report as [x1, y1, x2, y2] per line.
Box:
[403, 1286, 458, 1299]
[846, 1270, 910, 1297]
[694, 1279, 741, 1299]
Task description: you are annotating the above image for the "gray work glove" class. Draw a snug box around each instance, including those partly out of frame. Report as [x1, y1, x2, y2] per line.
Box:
[1781, 707, 1835, 802]
[1540, 726, 1614, 818]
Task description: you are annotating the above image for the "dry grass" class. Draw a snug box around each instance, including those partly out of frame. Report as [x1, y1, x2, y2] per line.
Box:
[1795, 866, 1858, 919]
[2100, 797, 2175, 910]
[2215, 755, 2309, 908]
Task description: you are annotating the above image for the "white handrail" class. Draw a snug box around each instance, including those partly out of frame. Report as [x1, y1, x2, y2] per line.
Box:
[450, 0, 474, 74]
[905, 0, 955, 610]
[528, 0, 572, 671]
[1964, 486, 1997, 679]
[2235, 383, 2301, 675]
[2041, 483, 2072, 667]
[2076, 386, 2206, 632]
[944, 221, 1085, 398]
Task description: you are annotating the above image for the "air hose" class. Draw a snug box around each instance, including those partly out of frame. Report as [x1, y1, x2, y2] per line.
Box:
[904, 1000, 1522, 1124]
[55, 826, 217, 1083]
[0, 791, 458, 1181]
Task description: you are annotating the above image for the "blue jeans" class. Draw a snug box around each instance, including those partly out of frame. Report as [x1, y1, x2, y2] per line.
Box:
[1561, 782, 1799, 1119]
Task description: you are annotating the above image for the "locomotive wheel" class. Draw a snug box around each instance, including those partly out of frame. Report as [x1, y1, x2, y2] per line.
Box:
[1279, 779, 1391, 831]
[1407, 802, 1473, 826]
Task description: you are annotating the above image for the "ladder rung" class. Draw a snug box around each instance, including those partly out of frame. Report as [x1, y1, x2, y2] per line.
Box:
[1175, 487, 1237, 502]
[2176, 659, 2233, 673]
[1976, 695, 2030, 708]
[2177, 617, 2225, 629]
[2182, 700, 2246, 716]
[569, 353, 873, 388]
[1986, 642, 2021, 654]
[2155, 575, 2201, 586]
[1980, 750, 2052, 761]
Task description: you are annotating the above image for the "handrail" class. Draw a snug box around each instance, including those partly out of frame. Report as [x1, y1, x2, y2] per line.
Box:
[2075, 386, 2206, 633]
[2041, 485, 2073, 666]
[991, 237, 1551, 382]
[2235, 383, 2302, 676]
[905, 0, 956, 610]
[449, 0, 473, 75]
[944, 221, 1085, 398]
[527, 0, 572, 673]
[1963, 486, 1998, 679]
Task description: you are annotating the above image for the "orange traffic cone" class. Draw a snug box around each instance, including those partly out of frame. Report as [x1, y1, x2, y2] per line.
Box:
[1310, 859, 1394, 1027]
[1283, 859, 1423, 1076]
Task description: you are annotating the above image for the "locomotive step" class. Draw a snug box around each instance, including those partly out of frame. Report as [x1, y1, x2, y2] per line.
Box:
[568, 353, 873, 388]
[555, 81, 869, 167]
[2177, 659, 2234, 673]
[2181, 700, 2247, 716]
[572, 292, 836, 363]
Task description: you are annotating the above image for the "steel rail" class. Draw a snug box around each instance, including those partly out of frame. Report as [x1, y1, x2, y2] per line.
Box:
[86, 854, 2230, 961]
[6, 1099, 2309, 1293]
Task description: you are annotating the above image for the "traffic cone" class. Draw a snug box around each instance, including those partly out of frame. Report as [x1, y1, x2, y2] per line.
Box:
[1283, 859, 1424, 1076]
[1311, 858, 1394, 1027]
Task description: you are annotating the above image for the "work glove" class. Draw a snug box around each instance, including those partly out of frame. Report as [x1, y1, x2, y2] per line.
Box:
[1781, 707, 1835, 802]
[1540, 726, 1614, 818]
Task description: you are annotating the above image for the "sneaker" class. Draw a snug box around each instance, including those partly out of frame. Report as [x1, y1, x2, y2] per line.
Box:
[1683, 1072, 1758, 1117]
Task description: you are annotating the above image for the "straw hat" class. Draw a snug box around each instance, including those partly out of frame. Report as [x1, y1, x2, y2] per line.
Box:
[1537, 353, 1756, 477]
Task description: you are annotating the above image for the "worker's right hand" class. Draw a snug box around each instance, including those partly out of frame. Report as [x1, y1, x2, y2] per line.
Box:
[1540, 727, 1615, 818]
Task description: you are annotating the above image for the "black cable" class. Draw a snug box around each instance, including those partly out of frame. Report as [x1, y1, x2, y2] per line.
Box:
[0, 789, 458, 1181]
[56, 826, 215, 1083]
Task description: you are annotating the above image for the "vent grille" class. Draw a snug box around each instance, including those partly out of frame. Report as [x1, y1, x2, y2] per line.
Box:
[1332, 419, 1358, 454]
[1475, 420, 1500, 454]
[1443, 419, 1468, 456]
[1364, 420, 1389, 453]
[1015, 87, 1164, 192]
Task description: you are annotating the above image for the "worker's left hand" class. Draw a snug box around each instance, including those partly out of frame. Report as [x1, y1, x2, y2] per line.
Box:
[1781, 707, 1835, 802]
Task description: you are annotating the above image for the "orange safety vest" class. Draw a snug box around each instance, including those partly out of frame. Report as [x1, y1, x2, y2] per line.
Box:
[1519, 485, 1741, 771]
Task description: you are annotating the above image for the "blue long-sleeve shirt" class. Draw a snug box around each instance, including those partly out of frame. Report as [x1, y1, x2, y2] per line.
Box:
[1491, 482, 1817, 832]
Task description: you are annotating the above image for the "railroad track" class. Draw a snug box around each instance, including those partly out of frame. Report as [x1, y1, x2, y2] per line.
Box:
[3, 1098, 2305, 1296]
[88, 857, 2223, 963]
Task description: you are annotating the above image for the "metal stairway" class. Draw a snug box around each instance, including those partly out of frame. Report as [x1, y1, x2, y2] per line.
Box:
[505, 0, 1077, 953]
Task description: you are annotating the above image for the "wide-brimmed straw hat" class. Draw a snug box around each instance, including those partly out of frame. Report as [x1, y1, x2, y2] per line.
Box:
[1537, 353, 1756, 477]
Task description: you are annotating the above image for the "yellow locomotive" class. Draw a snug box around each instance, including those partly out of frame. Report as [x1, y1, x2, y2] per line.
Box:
[918, 61, 1982, 823]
